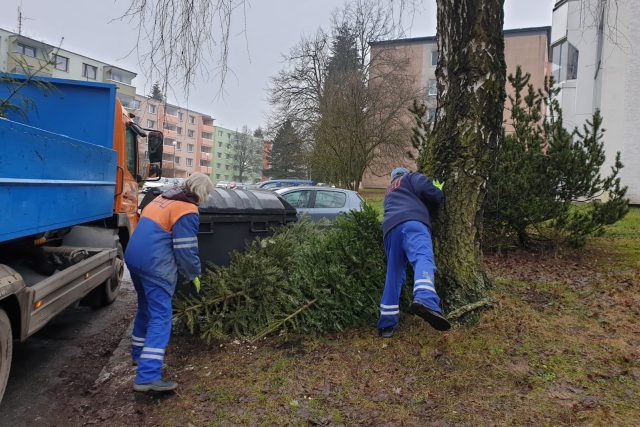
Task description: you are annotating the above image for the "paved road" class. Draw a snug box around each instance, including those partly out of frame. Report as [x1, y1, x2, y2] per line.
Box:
[0, 272, 136, 426]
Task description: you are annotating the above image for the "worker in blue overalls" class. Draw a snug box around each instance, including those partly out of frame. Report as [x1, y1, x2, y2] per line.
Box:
[378, 167, 450, 337]
[125, 172, 213, 392]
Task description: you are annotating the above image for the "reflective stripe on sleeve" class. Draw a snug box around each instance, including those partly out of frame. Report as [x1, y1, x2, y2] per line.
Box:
[173, 243, 199, 249]
[380, 304, 399, 309]
[173, 237, 198, 243]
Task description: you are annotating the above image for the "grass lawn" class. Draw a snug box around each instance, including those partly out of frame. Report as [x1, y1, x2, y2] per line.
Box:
[82, 209, 639, 426]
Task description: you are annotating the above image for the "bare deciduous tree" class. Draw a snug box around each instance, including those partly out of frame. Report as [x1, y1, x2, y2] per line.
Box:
[232, 125, 262, 183]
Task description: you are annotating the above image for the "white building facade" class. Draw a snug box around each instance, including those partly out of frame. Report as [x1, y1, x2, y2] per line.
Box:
[0, 27, 137, 109]
[552, 0, 640, 204]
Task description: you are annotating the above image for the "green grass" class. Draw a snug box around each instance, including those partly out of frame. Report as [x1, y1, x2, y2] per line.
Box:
[361, 189, 384, 218]
[98, 206, 640, 426]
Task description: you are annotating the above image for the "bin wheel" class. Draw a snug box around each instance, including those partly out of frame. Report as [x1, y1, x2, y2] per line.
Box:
[0, 308, 12, 404]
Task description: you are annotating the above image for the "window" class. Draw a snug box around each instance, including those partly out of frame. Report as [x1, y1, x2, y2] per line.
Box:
[148, 104, 157, 114]
[185, 158, 192, 167]
[551, 40, 579, 82]
[315, 191, 346, 208]
[200, 160, 209, 167]
[218, 152, 223, 158]
[177, 127, 183, 135]
[146, 119, 156, 129]
[282, 190, 311, 208]
[426, 108, 437, 123]
[164, 138, 176, 146]
[125, 127, 137, 175]
[201, 146, 211, 154]
[174, 156, 181, 165]
[202, 132, 213, 139]
[53, 54, 69, 71]
[218, 142, 222, 148]
[176, 141, 182, 150]
[431, 50, 438, 66]
[216, 174, 221, 179]
[165, 105, 178, 116]
[428, 79, 437, 96]
[163, 122, 178, 132]
[187, 144, 194, 153]
[178, 112, 184, 121]
[15, 42, 36, 58]
[217, 163, 222, 168]
[82, 63, 97, 80]
[188, 129, 195, 138]
[189, 115, 196, 124]
[226, 143, 230, 150]
[218, 130, 223, 137]
[225, 165, 230, 170]
[226, 153, 231, 159]
[131, 99, 141, 110]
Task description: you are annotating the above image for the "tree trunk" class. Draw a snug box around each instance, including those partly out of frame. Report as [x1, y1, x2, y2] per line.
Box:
[423, 0, 506, 312]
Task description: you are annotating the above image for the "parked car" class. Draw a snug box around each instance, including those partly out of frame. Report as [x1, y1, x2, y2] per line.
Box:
[275, 186, 363, 221]
[258, 179, 316, 190]
[141, 177, 184, 193]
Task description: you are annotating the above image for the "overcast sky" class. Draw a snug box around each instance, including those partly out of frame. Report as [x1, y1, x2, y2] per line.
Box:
[1, 0, 554, 131]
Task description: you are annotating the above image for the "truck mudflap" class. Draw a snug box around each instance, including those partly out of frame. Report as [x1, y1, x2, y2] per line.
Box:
[26, 247, 117, 337]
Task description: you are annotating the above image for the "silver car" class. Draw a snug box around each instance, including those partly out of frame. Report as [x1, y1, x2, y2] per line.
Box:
[275, 186, 364, 221]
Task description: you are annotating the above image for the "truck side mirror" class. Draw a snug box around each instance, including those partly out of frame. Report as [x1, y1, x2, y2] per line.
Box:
[147, 130, 164, 164]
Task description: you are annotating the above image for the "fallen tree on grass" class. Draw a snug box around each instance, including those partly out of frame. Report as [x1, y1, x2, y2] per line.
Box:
[174, 205, 396, 342]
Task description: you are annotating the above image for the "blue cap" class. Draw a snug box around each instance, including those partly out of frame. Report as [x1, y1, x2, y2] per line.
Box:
[391, 167, 410, 179]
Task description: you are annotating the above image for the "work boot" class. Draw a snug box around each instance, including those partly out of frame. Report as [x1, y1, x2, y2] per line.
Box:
[409, 301, 451, 331]
[378, 326, 396, 338]
[133, 379, 178, 392]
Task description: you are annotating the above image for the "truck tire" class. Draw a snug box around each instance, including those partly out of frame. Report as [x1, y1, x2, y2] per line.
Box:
[0, 308, 12, 404]
[101, 242, 124, 306]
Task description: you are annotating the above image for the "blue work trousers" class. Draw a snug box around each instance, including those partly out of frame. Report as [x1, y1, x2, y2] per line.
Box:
[377, 220, 442, 330]
[130, 270, 173, 384]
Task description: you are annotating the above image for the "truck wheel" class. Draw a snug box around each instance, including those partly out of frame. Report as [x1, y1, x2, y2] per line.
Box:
[101, 242, 124, 306]
[0, 308, 12, 404]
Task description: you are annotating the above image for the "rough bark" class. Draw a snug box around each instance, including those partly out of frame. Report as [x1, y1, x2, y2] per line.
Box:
[424, 0, 506, 312]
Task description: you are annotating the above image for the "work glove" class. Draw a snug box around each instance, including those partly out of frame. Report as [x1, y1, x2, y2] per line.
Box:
[432, 179, 444, 191]
[192, 276, 201, 294]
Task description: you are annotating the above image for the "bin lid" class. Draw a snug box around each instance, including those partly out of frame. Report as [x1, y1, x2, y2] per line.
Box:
[199, 188, 297, 215]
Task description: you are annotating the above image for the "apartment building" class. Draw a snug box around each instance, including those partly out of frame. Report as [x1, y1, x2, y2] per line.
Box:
[362, 26, 551, 188]
[133, 96, 214, 178]
[0, 27, 137, 108]
[552, 0, 640, 204]
[213, 127, 263, 184]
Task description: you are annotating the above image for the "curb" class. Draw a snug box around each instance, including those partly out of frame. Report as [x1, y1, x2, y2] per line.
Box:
[94, 320, 135, 389]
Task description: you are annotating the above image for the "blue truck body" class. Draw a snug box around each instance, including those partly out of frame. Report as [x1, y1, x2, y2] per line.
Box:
[0, 75, 118, 242]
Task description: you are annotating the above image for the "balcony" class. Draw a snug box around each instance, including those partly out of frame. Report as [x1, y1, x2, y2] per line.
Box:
[199, 166, 212, 174]
[106, 79, 136, 98]
[163, 129, 178, 139]
[200, 152, 212, 161]
[200, 138, 213, 147]
[162, 113, 179, 124]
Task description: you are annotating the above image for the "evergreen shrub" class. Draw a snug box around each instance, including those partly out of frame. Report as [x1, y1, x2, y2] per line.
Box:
[484, 67, 628, 249]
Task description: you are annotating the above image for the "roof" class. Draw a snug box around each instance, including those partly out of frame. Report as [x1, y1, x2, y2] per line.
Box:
[369, 26, 551, 47]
